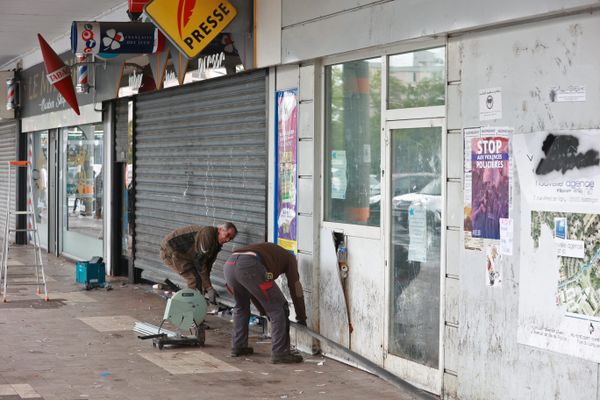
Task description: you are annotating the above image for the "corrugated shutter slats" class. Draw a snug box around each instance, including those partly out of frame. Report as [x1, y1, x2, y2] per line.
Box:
[134, 70, 267, 293]
[0, 121, 17, 243]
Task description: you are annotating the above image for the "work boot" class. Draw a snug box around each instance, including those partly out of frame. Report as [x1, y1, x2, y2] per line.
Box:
[231, 347, 254, 357]
[271, 352, 303, 364]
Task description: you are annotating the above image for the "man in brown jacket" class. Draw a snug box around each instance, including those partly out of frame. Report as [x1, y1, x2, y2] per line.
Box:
[223, 242, 307, 364]
[159, 222, 237, 303]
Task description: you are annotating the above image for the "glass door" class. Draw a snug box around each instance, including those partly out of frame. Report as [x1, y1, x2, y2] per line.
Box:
[31, 131, 49, 248]
[384, 118, 444, 392]
[60, 124, 104, 259]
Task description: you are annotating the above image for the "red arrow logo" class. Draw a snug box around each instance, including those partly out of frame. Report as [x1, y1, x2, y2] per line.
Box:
[177, 0, 196, 38]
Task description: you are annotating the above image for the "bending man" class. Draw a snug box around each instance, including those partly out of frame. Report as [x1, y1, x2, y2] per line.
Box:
[160, 222, 237, 303]
[224, 242, 307, 364]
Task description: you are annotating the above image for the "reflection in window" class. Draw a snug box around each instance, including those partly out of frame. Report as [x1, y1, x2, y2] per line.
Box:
[388, 47, 445, 109]
[389, 126, 442, 368]
[32, 132, 49, 226]
[65, 125, 104, 239]
[325, 58, 382, 226]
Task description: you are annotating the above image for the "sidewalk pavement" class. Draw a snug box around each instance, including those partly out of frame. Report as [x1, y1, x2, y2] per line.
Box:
[0, 247, 434, 400]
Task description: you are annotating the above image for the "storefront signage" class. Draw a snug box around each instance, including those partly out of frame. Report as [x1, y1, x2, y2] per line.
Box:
[71, 21, 165, 55]
[0, 71, 16, 119]
[145, 0, 237, 58]
[38, 34, 80, 115]
[20, 50, 96, 118]
[129, 71, 144, 91]
[198, 52, 224, 74]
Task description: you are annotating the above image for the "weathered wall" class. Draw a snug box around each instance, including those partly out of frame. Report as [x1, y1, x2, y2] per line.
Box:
[280, 0, 600, 63]
[267, 2, 600, 397]
[448, 11, 600, 400]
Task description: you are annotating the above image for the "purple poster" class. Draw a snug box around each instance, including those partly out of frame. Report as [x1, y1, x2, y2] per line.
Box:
[276, 89, 298, 252]
[471, 136, 510, 239]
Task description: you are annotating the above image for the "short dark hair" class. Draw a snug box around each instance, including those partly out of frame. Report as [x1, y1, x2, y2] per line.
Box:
[219, 222, 238, 236]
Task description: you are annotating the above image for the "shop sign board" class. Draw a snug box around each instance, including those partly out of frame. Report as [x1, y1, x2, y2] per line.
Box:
[145, 0, 237, 59]
[0, 70, 15, 120]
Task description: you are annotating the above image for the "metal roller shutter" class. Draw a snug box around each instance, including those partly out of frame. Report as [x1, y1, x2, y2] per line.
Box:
[0, 121, 17, 243]
[134, 70, 268, 296]
[114, 99, 129, 163]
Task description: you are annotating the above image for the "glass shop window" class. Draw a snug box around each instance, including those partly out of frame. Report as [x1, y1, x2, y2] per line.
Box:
[387, 47, 445, 109]
[65, 124, 104, 238]
[324, 57, 382, 226]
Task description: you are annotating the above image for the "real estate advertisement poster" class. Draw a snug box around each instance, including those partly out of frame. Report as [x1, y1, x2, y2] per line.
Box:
[515, 130, 600, 363]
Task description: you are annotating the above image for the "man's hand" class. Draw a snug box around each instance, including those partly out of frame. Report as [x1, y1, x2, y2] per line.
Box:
[205, 287, 217, 304]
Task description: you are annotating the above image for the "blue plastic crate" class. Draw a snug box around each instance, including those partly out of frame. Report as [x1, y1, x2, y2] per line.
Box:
[76, 261, 106, 288]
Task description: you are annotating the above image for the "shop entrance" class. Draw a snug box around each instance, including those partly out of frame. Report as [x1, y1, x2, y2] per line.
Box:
[383, 119, 444, 392]
[31, 124, 104, 260]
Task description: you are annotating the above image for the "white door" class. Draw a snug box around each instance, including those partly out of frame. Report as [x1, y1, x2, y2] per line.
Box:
[383, 118, 445, 393]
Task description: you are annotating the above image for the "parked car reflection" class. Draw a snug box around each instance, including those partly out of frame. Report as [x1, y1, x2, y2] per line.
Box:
[392, 178, 441, 229]
[369, 173, 433, 225]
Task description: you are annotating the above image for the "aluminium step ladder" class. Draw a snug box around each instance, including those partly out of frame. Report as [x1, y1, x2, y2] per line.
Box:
[0, 160, 48, 303]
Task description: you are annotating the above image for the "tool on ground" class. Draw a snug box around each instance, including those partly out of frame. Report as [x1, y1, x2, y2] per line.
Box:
[76, 257, 107, 289]
[137, 288, 208, 349]
[0, 161, 48, 303]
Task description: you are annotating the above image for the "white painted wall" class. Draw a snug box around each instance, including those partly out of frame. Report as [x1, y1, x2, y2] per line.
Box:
[448, 11, 600, 400]
[271, 3, 600, 398]
[255, 0, 282, 68]
[280, 0, 600, 63]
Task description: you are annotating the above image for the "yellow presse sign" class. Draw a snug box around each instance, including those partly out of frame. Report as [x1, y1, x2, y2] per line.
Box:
[145, 0, 237, 58]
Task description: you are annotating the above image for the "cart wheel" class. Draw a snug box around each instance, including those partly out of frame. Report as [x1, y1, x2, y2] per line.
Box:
[152, 342, 156, 348]
[158, 342, 164, 350]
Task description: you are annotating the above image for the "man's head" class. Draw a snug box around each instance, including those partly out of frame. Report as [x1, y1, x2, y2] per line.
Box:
[217, 222, 238, 245]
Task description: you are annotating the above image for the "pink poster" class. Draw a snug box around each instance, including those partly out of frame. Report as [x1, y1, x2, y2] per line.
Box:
[276, 89, 298, 253]
[471, 137, 509, 239]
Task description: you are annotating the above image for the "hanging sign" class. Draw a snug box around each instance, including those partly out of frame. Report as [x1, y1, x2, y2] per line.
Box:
[71, 22, 165, 55]
[145, 0, 237, 59]
[37, 34, 80, 115]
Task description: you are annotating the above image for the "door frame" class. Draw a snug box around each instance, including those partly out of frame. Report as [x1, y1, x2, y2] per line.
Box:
[382, 117, 446, 394]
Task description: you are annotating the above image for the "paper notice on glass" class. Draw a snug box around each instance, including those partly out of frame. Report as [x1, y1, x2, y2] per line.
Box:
[499, 218, 513, 255]
[331, 150, 347, 199]
[408, 204, 427, 263]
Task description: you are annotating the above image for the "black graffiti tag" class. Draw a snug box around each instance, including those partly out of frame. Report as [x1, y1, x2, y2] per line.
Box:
[535, 133, 600, 175]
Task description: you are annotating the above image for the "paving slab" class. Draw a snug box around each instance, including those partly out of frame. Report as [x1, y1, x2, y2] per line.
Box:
[0, 249, 434, 400]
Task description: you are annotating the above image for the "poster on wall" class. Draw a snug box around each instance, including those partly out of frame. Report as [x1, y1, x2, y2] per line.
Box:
[463, 127, 483, 250]
[515, 130, 600, 363]
[464, 127, 513, 249]
[471, 135, 510, 240]
[479, 87, 502, 121]
[485, 243, 502, 287]
[275, 89, 298, 253]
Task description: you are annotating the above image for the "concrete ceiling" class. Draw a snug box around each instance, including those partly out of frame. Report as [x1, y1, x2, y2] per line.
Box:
[0, 0, 128, 69]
